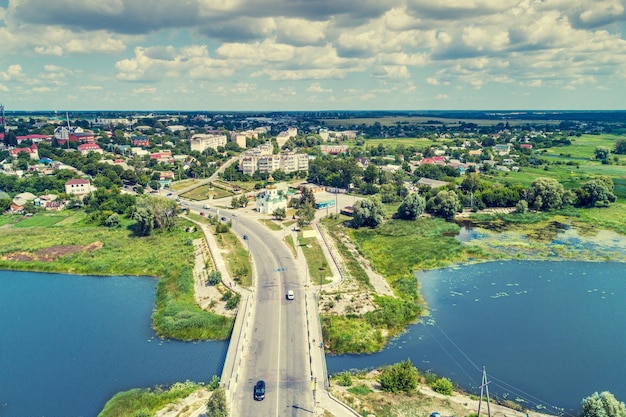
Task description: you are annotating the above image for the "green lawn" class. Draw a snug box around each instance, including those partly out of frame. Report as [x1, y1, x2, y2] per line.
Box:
[13, 214, 68, 228]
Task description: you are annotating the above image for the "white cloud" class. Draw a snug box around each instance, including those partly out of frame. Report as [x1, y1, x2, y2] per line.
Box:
[132, 87, 156, 94]
[77, 85, 103, 91]
[0, 64, 25, 81]
[306, 82, 332, 93]
[435, 93, 449, 100]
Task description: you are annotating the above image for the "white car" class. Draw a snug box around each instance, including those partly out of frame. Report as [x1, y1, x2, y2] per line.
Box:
[202, 204, 210, 209]
[286, 290, 295, 300]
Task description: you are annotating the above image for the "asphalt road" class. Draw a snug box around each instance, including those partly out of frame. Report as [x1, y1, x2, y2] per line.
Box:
[232, 218, 314, 417]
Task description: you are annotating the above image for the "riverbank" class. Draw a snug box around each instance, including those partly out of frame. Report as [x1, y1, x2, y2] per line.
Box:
[328, 370, 558, 417]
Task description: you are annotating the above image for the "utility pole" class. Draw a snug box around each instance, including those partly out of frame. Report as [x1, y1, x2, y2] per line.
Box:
[477, 367, 491, 417]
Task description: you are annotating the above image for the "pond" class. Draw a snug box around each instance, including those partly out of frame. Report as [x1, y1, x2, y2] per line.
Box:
[0, 271, 228, 417]
[327, 248, 626, 415]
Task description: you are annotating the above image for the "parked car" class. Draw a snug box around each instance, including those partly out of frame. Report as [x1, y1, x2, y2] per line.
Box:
[254, 380, 265, 401]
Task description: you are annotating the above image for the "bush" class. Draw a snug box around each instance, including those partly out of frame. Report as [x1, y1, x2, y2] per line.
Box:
[208, 375, 221, 390]
[431, 377, 454, 395]
[581, 391, 626, 417]
[206, 387, 227, 417]
[337, 372, 353, 387]
[206, 271, 221, 286]
[377, 360, 418, 394]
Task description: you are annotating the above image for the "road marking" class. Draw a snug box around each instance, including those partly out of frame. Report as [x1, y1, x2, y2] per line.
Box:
[276, 266, 282, 416]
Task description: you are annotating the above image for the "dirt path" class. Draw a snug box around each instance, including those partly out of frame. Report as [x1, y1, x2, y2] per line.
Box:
[191, 238, 235, 318]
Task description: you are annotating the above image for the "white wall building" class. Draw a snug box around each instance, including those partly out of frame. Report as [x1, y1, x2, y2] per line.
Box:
[190, 134, 227, 153]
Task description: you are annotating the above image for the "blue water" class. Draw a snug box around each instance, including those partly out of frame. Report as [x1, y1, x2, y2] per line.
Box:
[0, 271, 228, 417]
[327, 260, 626, 414]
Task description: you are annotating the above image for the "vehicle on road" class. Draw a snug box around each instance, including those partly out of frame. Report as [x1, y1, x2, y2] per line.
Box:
[243, 234, 248, 240]
[202, 204, 210, 209]
[254, 380, 265, 401]
[232, 213, 237, 217]
[200, 212, 205, 216]
[286, 290, 295, 300]
[221, 216, 226, 221]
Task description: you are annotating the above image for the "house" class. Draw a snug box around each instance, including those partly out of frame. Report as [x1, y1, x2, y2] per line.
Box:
[9, 144, 39, 159]
[65, 179, 93, 197]
[494, 144, 512, 155]
[520, 143, 533, 150]
[10, 192, 37, 212]
[131, 135, 150, 147]
[77, 143, 103, 155]
[416, 178, 450, 189]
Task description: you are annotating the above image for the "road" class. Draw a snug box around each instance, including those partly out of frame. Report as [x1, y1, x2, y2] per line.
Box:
[184, 198, 315, 417]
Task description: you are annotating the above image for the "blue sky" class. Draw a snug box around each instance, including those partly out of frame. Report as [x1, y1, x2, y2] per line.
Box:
[1, 0, 626, 111]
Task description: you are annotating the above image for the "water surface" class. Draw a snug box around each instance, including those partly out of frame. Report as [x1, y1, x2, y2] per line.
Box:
[0, 271, 228, 417]
[327, 260, 626, 414]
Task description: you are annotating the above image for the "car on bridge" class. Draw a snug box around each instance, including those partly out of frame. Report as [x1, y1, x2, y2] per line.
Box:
[254, 380, 265, 401]
[286, 290, 295, 300]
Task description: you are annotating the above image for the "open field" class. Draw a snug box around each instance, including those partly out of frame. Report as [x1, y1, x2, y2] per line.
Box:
[355, 137, 437, 148]
[319, 115, 562, 127]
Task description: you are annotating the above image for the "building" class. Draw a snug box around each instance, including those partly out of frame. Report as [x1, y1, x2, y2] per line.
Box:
[65, 179, 93, 197]
[131, 135, 150, 147]
[256, 177, 287, 215]
[190, 133, 227, 153]
[9, 144, 39, 159]
[77, 143, 103, 155]
[320, 145, 349, 155]
[238, 143, 308, 176]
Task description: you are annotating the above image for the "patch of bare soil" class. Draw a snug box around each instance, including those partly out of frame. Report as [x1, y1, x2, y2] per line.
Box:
[1, 241, 103, 262]
[330, 371, 556, 417]
[192, 239, 236, 318]
[154, 388, 212, 417]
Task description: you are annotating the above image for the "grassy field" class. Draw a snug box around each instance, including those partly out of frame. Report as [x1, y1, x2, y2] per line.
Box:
[0, 211, 233, 341]
[298, 232, 333, 285]
[98, 381, 208, 417]
[356, 137, 437, 149]
[318, 115, 561, 127]
[213, 227, 252, 287]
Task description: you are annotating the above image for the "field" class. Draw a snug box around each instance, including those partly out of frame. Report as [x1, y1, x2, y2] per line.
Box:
[319, 115, 561, 127]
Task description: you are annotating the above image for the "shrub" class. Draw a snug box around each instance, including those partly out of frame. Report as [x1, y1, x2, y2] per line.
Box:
[431, 377, 454, 395]
[378, 360, 418, 394]
[206, 271, 221, 286]
[206, 387, 227, 417]
[337, 372, 353, 387]
[208, 375, 221, 390]
[581, 391, 626, 417]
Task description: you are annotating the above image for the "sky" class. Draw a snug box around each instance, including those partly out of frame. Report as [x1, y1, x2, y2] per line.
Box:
[1, 0, 626, 111]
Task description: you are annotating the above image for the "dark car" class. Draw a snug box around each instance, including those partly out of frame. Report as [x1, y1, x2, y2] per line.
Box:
[254, 380, 265, 401]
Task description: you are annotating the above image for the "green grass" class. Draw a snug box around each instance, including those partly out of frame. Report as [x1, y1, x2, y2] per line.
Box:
[347, 384, 374, 395]
[98, 381, 206, 417]
[214, 228, 252, 287]
[322, 315, 385, 354]
[13, 214, 68, 227]
[258, 218, 283, 231]
[298, 233, 332, 285]
[0, 211, 234, 341]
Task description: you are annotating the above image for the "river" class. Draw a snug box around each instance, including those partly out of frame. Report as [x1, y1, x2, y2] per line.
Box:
[0, 271, 228, 417]
[327, 260, 626, 414]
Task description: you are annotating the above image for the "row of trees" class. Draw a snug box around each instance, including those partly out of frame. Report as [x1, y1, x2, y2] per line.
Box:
[350, 174, 617, 227]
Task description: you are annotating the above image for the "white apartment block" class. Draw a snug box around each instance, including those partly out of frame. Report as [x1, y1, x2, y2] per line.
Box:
[238, 143, 308, 176]
[190, 133, 227, 153]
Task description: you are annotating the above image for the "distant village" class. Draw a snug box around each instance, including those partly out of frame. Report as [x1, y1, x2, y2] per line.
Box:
[0, 108, 610, 214]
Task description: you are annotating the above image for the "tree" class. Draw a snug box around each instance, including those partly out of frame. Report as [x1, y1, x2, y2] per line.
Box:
[131, 196, 178, 236]
[352, 196, 385, 228]
[296, 204, 315, 227]
[426, 189, 462, 219]
[577, 178, 616, 207]
[379, 183, 398, 203]
[581, 391, 626, 417]
[397, 193, 426, 220]
[461, 172, 481, 207]
[206, 387, 228, 417]
[595, 146, 610, 161]
[615, 139, 626, 155]
[272, 207, 286, 220]
[526, 177, 565, 211]
[377, 360, 418, 394]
